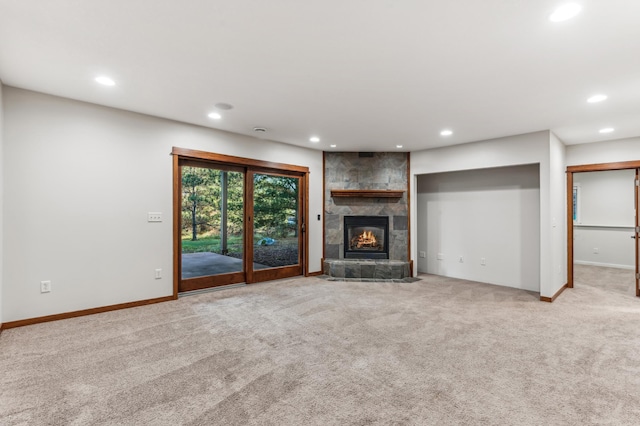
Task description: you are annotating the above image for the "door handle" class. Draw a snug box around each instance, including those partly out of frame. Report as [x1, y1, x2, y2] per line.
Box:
[632, 235, 637, 239]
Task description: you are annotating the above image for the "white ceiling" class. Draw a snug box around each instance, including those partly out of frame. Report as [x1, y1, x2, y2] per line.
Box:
[1, 0, 639, 152]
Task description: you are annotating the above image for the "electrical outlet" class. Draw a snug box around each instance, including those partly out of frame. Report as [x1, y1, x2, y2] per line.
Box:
[481, 257, 486, 266]
[419, 251, 426, 258]
[437, 253, 444, 260]
[40, 280, 51, 293]
[593, 247, 599, 254]
[459, 256, 464, 263]
[148, 212, 163, 222]
[155, 269, 162, 279]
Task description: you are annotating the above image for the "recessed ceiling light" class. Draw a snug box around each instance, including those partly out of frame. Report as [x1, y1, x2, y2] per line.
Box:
[549, 3, 582, 22]
[396, 145, 403, 148]
[95, 76, 115, 86]
[599, 128, 614, 134]
[440, 129, 453, 136]
[309, 136, 320, 143]
[215, 103, 233, 110]
[587, 94, 607, 103]
[330, 144, 337, 148]
[208, 112, 222, 120]
[253, 127, 267, 133]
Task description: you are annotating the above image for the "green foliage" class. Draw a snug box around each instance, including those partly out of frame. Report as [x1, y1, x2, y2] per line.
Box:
[181, 167, 244, 240]
[181, 167, 299, 244]
[253, 174, 299, 238]
[181, 235, 244, 254]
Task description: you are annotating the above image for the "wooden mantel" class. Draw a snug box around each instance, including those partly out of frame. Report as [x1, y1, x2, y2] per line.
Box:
[330, 189, 405, 198]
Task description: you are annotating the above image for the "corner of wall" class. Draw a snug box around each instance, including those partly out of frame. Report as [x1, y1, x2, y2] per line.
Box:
[547, 132, 567, 298]
[0, 80, 4, 328]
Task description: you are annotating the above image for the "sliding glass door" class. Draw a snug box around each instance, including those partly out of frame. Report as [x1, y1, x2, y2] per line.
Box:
[248, 171, 303, 282]
[179, 160, 245, 292]
[174, 149, 308, 294]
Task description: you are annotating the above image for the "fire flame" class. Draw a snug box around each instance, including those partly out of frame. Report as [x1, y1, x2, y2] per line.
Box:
[352, 229, 378, 249]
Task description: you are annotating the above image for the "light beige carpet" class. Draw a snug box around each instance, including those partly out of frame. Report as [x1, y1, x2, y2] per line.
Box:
[2, 267, 640, 425]
[574, 263, 636, 296]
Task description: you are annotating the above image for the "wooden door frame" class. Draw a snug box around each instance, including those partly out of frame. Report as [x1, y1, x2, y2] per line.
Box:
[172, 147, 310, 297]
[566, 160, 640, 294]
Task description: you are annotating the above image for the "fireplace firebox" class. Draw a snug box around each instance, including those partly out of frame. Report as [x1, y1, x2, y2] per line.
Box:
[344, 216, 389, 259]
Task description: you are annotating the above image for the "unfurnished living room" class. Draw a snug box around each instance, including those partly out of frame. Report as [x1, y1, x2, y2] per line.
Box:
[1, 1, 640, 425]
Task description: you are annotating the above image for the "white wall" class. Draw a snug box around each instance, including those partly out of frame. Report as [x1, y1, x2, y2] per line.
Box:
[411, 131, 567, 298]
[2, 87, 323, 323]
[574, 228, 634, 269]
[573, 169, 635, 269]
[549, 132, 567, 292]
[0, 81, 4, 326]
[567, 137, 640, 166]
[574, 170, 635, 226]
[416, 165, 540, 291]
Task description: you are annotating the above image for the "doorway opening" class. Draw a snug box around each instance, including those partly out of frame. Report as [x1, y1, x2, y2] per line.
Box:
[567, 160, 640, 297]
[172, 147, 309, 295]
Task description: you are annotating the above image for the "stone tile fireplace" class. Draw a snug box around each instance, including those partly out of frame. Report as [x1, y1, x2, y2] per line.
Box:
[323, 152, 411, 279]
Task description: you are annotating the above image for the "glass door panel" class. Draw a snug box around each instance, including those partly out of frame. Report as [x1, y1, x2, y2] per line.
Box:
[179, 162, 245, 292]
[250, 172, 303, 281]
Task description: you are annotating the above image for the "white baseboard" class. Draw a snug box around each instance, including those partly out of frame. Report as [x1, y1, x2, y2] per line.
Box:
[574, 260, 635, 270]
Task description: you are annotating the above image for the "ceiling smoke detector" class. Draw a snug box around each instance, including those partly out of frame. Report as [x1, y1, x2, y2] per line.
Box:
[253, 127, 267, 133]
[215, 103, 234, 110]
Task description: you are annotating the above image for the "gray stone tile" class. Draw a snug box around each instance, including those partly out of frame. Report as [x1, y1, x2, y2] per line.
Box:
[393, 215, 408, 231]
[325, 244, 340, 259]
[330, 262, 345, 278]
[345, 263, 361, 278]
[388, 169, 407, 184]
[374, 264, 392, 279]
[361, 264, 376, 278]
[325, 228, 343, 245]
[390, 264, 403, 278]
[325, 213, 340, 229]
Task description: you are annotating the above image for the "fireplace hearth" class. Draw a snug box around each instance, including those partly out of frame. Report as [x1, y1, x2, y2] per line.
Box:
[344, 216, 389, 259]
